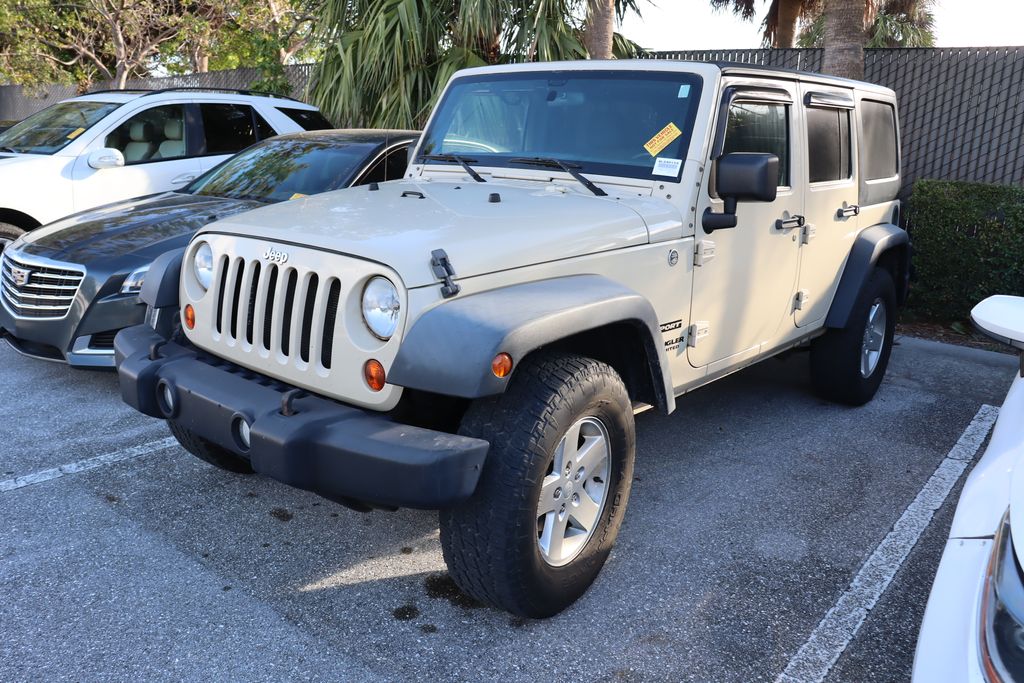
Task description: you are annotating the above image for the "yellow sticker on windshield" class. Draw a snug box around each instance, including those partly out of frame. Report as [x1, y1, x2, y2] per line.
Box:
[66, 127, 85, 140]
[644, 122, 682, 157]
[289, 193, 308, 200]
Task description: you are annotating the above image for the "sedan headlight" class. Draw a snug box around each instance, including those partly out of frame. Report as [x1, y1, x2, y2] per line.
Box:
[120, 264, 150, 295]
[980, 510, 1024, 681]
[361, 276, 400, 340]
[193, 241, 214, 291]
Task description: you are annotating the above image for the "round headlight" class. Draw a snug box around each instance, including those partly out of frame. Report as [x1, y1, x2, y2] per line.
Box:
[361, 277, 400, 340]
[193, 242, 214, 291]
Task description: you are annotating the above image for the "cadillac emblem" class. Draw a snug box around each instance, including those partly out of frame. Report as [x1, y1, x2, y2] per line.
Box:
[11, 266, 29, 287]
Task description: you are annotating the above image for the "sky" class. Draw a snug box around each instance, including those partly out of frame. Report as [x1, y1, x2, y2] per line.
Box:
[619, 0, 1024, 51]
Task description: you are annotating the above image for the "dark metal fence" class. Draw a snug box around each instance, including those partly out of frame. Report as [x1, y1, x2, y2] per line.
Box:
[2, 48, 1022, 196]
[650, 47, 1024, 197]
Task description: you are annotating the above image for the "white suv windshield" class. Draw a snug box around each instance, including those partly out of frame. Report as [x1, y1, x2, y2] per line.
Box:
[0, 100, 120, 155]
[417, 71, 703, 181]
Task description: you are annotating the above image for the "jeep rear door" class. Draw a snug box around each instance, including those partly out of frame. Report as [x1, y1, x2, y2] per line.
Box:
[793, 84, 860, 327]
[688, 80, 804, 371]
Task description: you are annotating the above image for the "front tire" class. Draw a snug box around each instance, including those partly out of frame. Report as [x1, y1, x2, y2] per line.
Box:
[439, 352, 635, 618]
[0, 222, 24, 253]
[168, 420, 254, 474]
[810, 267, 897, 406]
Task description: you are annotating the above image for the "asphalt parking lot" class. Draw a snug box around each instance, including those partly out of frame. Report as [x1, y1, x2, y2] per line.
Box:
[0, 335, 1017, 683]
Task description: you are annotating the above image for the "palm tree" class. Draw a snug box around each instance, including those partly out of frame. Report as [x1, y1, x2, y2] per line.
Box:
[713, 0, 934, 49]
[312, 0, 644, 128]
[821, 0, 865, 78]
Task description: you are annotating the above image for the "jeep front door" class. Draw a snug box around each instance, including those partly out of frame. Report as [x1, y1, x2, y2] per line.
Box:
[794, 85, 860, 327]
[688, 83, 804, 371]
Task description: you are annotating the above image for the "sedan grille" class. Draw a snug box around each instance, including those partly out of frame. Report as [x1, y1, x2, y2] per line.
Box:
[1, 252, 84, 319]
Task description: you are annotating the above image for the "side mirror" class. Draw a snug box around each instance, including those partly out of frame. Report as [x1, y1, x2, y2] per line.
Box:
[87, 148, 125, 170]
[973, 295, 1024, 376]
[702, 152, 779, 233]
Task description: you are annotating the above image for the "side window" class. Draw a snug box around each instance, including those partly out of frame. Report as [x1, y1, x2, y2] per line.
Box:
[355, 147, 410, 186]
[254, 110, 276, 140]
[806, 107, 852, 183]
[860, 100, 899, 180]
[200, 104, 259, 155]
[722, 101, 789, 186]
[276, 107, 334, 131]
[105, 104, 187, 164]
[384, 146, 409, 180]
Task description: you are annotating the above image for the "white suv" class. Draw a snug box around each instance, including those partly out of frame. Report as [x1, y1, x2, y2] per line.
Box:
[0, 88, 331, 246]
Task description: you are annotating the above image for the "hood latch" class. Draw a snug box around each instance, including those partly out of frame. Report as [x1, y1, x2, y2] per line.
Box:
[430, 249, 461, 298]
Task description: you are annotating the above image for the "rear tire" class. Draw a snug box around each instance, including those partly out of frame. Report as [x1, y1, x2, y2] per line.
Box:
[168, 420, 254, 474]
[439, 351, 635, 618]
[810, 267, 897, 406]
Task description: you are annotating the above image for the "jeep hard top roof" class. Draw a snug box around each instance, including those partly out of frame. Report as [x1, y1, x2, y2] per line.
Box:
[452, 59, 895, 98]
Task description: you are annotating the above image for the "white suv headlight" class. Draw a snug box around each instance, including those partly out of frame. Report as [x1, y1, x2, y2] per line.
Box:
[193, 242, 214, 291]
[120, 264, 150, 295]
[361, 276, 400, 340]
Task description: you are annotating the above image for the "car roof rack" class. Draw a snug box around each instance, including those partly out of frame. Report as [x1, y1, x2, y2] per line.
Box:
[83, 86, 303, 102]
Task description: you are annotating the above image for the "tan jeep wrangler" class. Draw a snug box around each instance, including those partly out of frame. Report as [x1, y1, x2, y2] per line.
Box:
[116, 60, 909, 617]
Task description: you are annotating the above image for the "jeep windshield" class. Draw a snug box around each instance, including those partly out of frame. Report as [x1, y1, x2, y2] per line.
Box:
[0, 100, 120, 155]
[187, 137, 377, 203]
[417, 70, 703, 182]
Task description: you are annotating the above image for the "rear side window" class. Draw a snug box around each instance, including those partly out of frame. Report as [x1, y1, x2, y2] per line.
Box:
[806, 107, 851, 183]
[356, 146, 411, 185]
[860, 100, 898, 180]
[254, 110, 276, 140]
[722, 101, 789, 186]
[277, 107, 333, 131]
[200, 104, 260, 155]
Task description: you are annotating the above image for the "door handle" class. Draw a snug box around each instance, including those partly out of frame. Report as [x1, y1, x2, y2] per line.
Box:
[837, 204, 860, 218]
[775, 215, 805, 230]
[171, 173, 197, 184]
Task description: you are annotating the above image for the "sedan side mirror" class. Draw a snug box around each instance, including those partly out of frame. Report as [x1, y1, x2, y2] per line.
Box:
[87, 148, 125, 170]
[702, 152, 779, 233]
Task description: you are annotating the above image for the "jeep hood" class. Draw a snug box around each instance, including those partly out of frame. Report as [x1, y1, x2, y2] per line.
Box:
[202, 179, 676, 288]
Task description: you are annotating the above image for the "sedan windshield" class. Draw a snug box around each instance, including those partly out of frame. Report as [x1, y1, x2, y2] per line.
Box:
[417, 71, 703, 181]
[0, 100, 120, 154]
[187, 137, 377, 202]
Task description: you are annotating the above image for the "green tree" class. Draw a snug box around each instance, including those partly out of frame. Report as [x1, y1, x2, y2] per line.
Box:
[311, 0, 645, 128]
[2, 0, 190, 88]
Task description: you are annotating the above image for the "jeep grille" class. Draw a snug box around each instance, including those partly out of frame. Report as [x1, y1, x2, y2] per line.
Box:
[1, 252, 84, 319]
[212, 256, 343, 369]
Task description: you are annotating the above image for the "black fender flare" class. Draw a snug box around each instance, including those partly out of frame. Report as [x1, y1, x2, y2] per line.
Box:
[139, 247, 184, 309]
[389, 274, 675, 413]
[825, 223, 910, 329]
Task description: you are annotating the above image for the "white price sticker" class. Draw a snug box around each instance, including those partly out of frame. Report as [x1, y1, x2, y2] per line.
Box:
[652, 157, 682, 177]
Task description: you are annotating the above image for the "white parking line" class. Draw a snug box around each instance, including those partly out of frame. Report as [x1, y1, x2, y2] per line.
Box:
[776, 403, 1000, 683]
[0, 436, 178, 493]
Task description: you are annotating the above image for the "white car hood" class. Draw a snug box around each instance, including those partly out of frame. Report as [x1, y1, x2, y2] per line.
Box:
[200, 178, 675, 288]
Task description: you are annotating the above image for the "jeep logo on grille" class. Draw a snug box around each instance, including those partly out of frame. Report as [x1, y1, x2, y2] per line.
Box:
[262, 247, 289, 264]
[10, 266, 30, 287]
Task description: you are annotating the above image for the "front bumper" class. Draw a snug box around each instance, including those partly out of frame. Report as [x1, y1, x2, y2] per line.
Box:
[0, 283, 144, 368]
[115, 324, 489, 509]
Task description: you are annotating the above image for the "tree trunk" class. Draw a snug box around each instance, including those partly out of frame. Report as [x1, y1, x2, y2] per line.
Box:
[583, 0, 615, 59]
[115, 64, 129, 89]
[822, 0, 865, 80]
[774, 0, 801, 48]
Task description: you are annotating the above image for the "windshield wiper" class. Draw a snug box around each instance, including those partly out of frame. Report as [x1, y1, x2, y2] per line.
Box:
[420, 154, 486, 183]
[509, 157, 607, 197]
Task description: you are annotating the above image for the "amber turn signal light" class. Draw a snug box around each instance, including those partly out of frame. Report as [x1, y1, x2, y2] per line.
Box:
[183, 304, 196, 330]
[364, 359, 386, 392]
[491, 352, 513, 378]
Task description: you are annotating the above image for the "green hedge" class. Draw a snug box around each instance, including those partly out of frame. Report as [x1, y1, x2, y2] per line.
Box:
[906, 179, 1024, 321]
